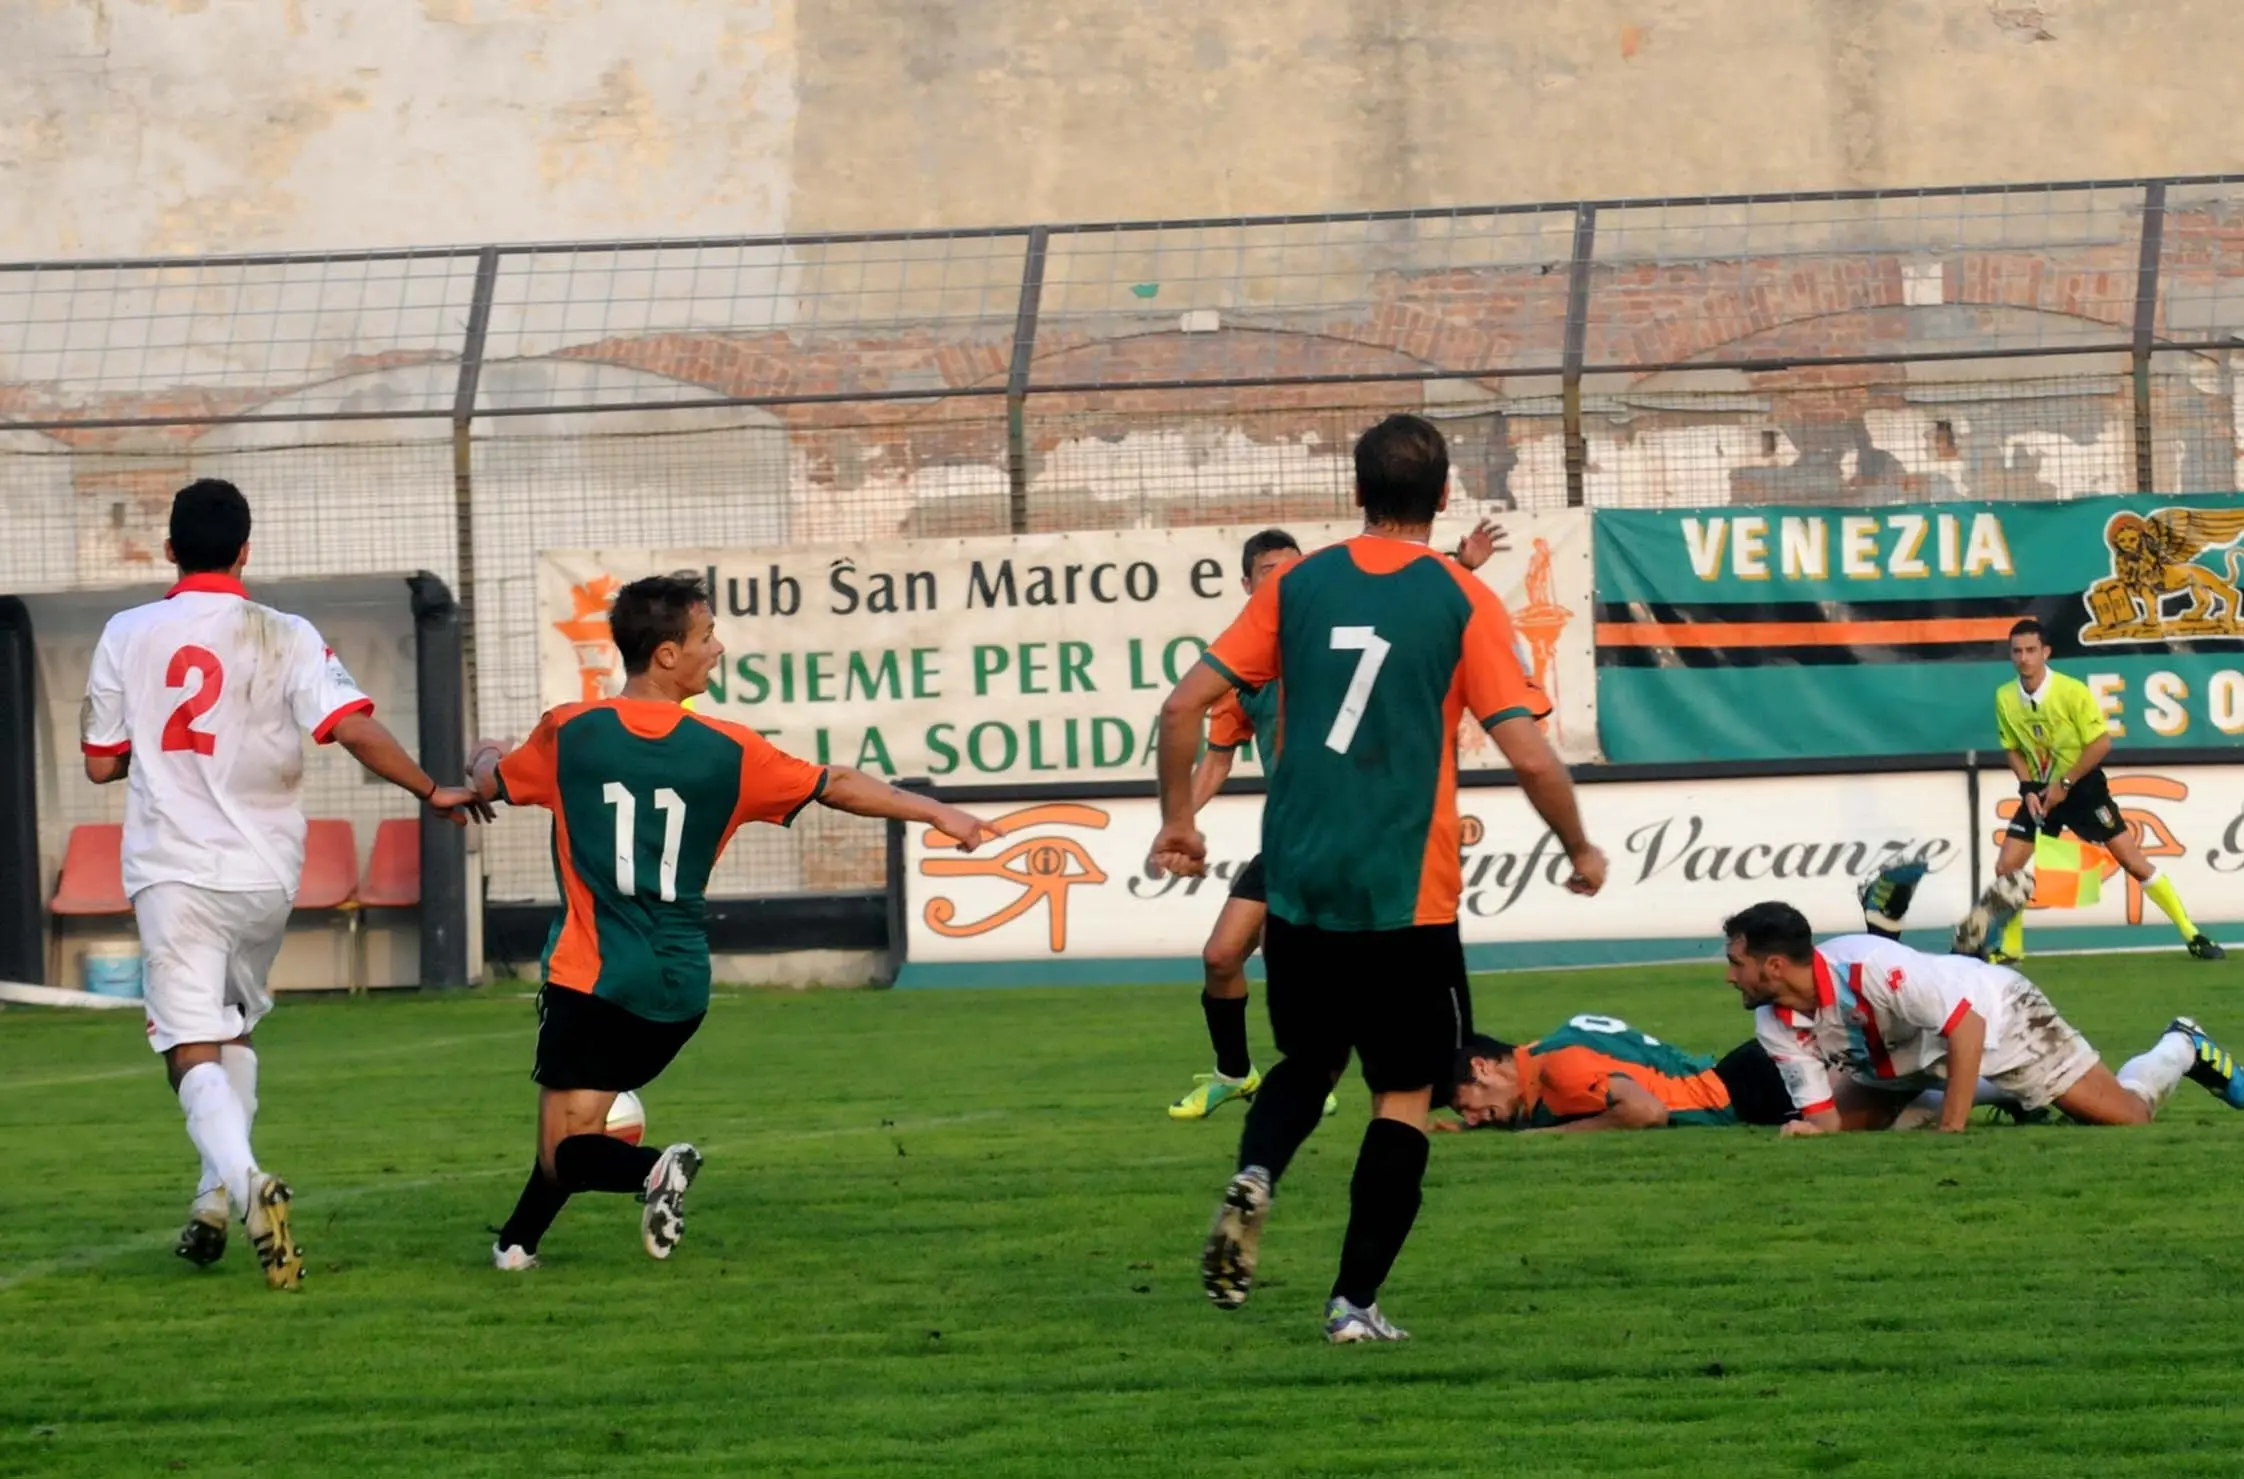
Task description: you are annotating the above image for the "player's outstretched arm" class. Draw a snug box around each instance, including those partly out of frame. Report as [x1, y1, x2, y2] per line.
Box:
[1487, 715, 1605, 896]
[1521, 1076, 1670, 1135]
[330, 711, 493, 823]
[816, 766, 994, 851]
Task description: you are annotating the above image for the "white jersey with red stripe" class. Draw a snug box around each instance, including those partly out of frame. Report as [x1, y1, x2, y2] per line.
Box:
[80, 573, 374, 899]
[1754, 933, 2037, 1113]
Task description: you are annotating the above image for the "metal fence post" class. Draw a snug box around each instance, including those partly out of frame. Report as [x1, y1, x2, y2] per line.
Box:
[1006, 227, 1052, 535]
[451, 247, 501, 717]
[2133, 182, 2167, 496]
[1562, 205, 1598, 510]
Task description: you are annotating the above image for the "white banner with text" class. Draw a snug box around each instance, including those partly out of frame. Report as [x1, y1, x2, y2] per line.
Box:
[537, 515, 1598, 784]
[900, 770, 1990, 969]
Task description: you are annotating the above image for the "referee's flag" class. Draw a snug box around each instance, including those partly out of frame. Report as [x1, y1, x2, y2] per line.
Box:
[2031, 834, 2106, 909]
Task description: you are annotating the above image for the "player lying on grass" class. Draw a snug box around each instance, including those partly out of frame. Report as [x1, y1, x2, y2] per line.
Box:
[1441, 1016, 2023, 1133]
[1438, 876, 2029, 1134]
[82, 478, 492, 1291]
[1724, 900, 2244, 1135]
[1442, 1016, 1797, 1131]
[465, 572, 995, 1270]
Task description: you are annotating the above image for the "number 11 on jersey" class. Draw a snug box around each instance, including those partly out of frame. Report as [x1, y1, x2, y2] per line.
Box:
[602, 781, 687, 901]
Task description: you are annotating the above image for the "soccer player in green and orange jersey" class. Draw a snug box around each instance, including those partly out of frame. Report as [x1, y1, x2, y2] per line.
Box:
[1150, 413, 1608, 1344]
[1172, 521, 1511, 1122]
[468, 573, 995, 1271]
[1444, 1018, 1797, 1132]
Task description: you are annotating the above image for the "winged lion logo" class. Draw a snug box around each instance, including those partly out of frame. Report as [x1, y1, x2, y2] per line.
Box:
[2079, 506, 2244, 643]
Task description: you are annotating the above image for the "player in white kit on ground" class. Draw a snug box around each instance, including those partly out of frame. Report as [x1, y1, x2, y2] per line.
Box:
[1720, 900, 2244, 1134]
[79, 479, 491, 1290]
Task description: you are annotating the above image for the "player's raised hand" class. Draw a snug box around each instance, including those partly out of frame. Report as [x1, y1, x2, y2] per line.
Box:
[427, 784, 495, 825]
[1564, 844, 1608, 896]
[928, 805, 996, 852]
[1454, 518, 1510, 572]
[1146, 819, 1208, 879]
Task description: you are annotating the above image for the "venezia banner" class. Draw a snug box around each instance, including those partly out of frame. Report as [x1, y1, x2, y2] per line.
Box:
[1593, 495, 2244, 763]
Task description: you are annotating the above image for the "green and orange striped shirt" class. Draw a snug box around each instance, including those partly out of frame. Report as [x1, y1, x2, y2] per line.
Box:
[497, 698, 828, 1021]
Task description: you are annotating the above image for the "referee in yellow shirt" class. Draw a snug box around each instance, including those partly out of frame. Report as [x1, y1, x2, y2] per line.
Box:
[1988, 618, 2223, 963]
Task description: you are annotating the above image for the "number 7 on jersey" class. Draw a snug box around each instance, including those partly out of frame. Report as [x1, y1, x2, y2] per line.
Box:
[1324, 626, 1390, 754]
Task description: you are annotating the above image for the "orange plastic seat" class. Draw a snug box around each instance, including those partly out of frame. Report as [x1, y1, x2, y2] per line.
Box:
[296, 820, 360, 912]
[359, 818, 421, 910]
[51, 825, 129, 916]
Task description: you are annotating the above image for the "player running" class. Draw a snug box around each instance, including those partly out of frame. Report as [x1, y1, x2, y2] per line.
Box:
[1171, 522, 1510, 1123]
[1722, 900, 2244, 1134]
[1970, 617, 2222, 963]
[469, 572, 994, 1271]
[80, 478, 492, 1290]
[1151, 413, 1606, 1343]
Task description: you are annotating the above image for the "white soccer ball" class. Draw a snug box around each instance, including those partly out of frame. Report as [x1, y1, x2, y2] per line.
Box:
[606, 1090, 647, 1146]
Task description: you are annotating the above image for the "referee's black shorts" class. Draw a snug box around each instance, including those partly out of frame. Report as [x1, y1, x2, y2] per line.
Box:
[1260, 914, 1471, 1095]
[532, 985, 704, 1093]
[2006, 767, 2126, 846]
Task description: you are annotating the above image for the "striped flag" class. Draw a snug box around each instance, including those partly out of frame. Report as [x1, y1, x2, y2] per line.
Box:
[2030, 834, 2107, 909]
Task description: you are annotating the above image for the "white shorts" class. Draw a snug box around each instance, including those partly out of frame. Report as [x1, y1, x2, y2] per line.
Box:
[132, 883, 292, 1055]
[1852, 976, 2100, 1113]
[1980, 977, 2101, 1111]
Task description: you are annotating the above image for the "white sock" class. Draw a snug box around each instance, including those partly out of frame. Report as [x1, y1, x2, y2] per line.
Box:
[195, 1046, 259, 1204]
[178, 1062, 258, 1215]
[2117, 1031, 2194, 1111]
[221, 1044, 259, 1134]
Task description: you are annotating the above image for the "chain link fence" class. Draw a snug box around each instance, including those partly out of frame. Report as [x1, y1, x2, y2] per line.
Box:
[9, 177, 2244, 903]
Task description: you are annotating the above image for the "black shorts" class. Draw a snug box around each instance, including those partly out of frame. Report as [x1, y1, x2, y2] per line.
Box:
[1712, 1040, 1796, 1127]
[1260, 915, 1471, 1094]
[2005, 768, 2126, 846]
[1228, 854, 1267, 905]
[532, 985, 704, 1093]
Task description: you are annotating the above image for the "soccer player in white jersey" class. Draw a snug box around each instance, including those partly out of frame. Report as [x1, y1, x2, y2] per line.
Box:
[80, 479, 491, 1290]
[1721, 900, 2244, 1135]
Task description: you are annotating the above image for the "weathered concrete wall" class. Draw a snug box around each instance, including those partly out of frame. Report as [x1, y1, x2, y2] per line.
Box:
[6, 0, 2244, 259]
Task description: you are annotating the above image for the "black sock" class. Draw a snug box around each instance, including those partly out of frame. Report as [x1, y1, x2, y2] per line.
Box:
[553, 1134, 663, 1195]
[1203, 992, 1253, 1080]
[497, 1164, 570, 1253]
[1235, 1056, 1336, 1186]
[1332, 1118, 1430, 1309]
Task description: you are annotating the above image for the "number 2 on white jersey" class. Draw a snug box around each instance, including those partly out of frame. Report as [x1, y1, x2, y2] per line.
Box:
[161, 645, 224, 755]
[602, 782, 687, 901]
[1324, 626, 1391, 754]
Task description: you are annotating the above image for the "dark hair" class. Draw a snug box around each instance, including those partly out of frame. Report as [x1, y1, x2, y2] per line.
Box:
[1240, 528, 1300, 580]
[1353, 414, 1450, 527]
[1721, 901, 1815, 964]
[610, 572, 710, 675]
[2009, 617, 2047, 644]
[1446, 1032, 1517, 1108]
[169, 479, 253, 574]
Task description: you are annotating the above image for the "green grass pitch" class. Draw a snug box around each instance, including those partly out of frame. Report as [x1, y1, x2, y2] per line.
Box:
[3, 953, 2241, 1477]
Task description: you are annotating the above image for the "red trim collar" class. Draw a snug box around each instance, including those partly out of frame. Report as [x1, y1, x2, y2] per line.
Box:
[1777, 952, 1839, 1028]
[166, 573, 249, 600]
